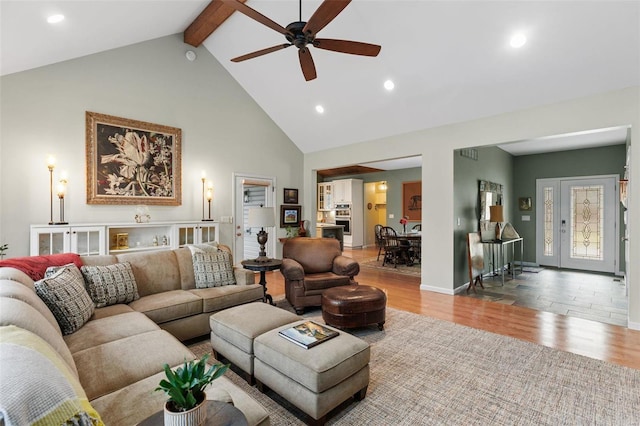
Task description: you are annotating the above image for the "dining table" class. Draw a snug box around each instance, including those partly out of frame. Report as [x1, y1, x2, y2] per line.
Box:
[396, 232, 421, 265]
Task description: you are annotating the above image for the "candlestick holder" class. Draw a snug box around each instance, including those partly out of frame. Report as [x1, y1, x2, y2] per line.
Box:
[47, 158, 55, 225]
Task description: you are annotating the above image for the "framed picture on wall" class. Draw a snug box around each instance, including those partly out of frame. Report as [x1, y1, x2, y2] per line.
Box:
[280, 205, 301, 228]
[283, 188, 298, 204]
[85, 111, 182, 205]
[519, 197, 532, 211]
[402, 181, 422, 221]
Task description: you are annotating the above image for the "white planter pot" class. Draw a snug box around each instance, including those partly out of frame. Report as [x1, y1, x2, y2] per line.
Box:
[164, 394, 207, 426]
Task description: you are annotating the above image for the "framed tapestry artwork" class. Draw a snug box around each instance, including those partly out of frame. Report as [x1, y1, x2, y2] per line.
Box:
[280, 205, 301, 228]
[283, 188, 299, 204]
[402, 181, 422, 221]
[85, 111, 182, 205]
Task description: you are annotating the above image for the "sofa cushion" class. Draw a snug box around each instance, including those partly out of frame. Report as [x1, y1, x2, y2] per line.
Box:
[0, 279, 62, 335]
[34, 265, 94, 335]
[73, 329, 194, 401]
[91, 303, 136, 320]
[192, 251, 236, 288]
[128, 290, 202, 324]
[190, 284, 264, 313]
[64, 311, 160, 354]
[0, 325, 103, 426]
[80, 262, 140, 308]
[116, 250, 181, 296]
[0, 297, 78, 377]
[303, 273, 352, 292]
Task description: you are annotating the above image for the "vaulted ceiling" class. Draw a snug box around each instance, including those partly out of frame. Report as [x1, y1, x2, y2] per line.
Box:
[2, 1, 638, 158]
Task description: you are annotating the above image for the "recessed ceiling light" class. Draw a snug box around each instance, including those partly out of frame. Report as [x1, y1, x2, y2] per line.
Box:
[384, 80, 395, 91]
[510, 33, 527, 48]
[47, 14, 65, 24]
[315, 105, 325, 114]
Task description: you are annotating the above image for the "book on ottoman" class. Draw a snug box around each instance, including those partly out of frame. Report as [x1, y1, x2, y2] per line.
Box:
[279, 321, 339, 349]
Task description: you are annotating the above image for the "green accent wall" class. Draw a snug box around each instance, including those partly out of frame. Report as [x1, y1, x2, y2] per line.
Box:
[453, 147, 514, 288]
[512, 144, 627, 270]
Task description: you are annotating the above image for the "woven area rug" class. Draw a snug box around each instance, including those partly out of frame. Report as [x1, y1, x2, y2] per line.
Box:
[190, 301, 640, 425]
[359, 257, 421, 277]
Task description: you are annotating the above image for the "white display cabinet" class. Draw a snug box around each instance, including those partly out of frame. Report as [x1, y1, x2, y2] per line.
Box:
[318, 182, 333, 211]
[30, 225, 106, 256]
[30, 221, 220, 256]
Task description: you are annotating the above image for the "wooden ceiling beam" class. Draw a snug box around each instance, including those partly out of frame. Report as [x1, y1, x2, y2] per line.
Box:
[184, 0, 247, 47]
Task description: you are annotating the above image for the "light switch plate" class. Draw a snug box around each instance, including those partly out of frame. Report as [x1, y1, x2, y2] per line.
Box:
[522, 215, 531, 221]
[389, 213, 395, 219]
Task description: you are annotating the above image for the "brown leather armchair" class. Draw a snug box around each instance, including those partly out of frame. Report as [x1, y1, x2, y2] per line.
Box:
[280, 238, 359, 314]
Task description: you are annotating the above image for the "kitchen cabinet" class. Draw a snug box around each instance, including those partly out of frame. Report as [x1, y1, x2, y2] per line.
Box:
[332, 179, 352, 204]
[318, 182, 333, 211]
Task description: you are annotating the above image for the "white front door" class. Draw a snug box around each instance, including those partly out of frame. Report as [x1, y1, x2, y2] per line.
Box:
[233, 174, 276, 264]
[536, 176, 618, 273]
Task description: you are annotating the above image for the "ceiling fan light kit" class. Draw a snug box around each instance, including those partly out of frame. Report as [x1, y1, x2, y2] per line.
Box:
[223, 0, 381, 81]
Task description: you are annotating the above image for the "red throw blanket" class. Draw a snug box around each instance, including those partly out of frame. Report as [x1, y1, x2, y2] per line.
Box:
[0, 253, 83, 281]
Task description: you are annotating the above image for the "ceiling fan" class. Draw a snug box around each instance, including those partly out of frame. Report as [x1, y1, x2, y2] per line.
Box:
[222, 0, 381, 81]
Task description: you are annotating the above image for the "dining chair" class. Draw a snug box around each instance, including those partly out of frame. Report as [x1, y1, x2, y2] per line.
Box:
[380, 226, 409, 267]
[374, 224, 384, 261]
[412, 224, 421, 231]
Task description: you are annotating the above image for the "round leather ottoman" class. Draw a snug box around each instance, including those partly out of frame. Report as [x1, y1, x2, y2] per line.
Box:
[322, 285, 387, 330]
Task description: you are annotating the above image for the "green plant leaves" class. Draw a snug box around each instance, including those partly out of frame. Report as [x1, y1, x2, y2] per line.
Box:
[154, 354, 229, 411]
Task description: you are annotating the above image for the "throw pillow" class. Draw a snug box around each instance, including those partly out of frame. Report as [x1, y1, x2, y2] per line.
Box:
[186, 243, 219, 255]
[80, 262, 140, 308]
[44, 263, 76, 278]
[192, 251, 236, 288]
[34, 265, 95, 335]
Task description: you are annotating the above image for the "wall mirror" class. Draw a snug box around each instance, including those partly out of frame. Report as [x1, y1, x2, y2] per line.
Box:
[478, 180, 503, 228]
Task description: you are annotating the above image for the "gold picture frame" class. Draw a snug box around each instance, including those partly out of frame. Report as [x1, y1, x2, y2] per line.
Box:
[85, 111, 182, 205]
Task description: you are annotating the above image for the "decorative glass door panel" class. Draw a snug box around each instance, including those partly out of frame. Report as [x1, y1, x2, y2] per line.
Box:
[560, 177, 616, 273]
[569, 185, 604, 261]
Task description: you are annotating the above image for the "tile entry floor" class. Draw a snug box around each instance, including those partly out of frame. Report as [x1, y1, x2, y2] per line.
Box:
[459, 267, 628, 327]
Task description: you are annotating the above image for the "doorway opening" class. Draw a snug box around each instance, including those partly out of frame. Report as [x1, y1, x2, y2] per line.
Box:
[233, 174, 276, 264]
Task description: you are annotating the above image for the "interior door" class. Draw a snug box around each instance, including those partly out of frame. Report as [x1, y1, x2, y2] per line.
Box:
[233, 175, 275, 264]
[537, 176, 617, 273]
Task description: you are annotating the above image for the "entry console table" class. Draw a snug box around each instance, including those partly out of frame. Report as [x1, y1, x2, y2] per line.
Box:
[482, 237, 524, 286]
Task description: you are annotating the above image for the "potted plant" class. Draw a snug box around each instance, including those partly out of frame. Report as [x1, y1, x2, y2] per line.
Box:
[155, 354, 229, 426]
[0, 243, 7, 260]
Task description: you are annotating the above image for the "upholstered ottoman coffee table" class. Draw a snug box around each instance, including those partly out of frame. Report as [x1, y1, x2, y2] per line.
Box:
[254, 320, 370, 425]
[210, 302, 301, 384]
[321, 285, 387, 330]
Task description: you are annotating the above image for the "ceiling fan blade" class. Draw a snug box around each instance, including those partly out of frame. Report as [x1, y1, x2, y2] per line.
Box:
[303, 0, 351, 36]
[222, 0, 292, 36]
[314, 38, 381, 56]
[299, 48, 317, 81]
[231, 44, 292, 62]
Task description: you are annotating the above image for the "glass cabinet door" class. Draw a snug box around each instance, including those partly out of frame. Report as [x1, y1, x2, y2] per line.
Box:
[71, 226, 105, 256]
[31, 227, 70, 256]
[199, 224, 218, 244]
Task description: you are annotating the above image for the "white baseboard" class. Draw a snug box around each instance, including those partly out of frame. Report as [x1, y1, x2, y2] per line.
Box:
[419, 284, 455, 295]
[628, 320, 640, 331]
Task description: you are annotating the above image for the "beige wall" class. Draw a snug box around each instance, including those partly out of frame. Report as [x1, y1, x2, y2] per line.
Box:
[304, 87, 640, 328]
[0, 34, 303, 257]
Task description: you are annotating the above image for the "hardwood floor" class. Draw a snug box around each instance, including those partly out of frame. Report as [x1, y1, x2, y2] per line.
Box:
[261, 246, 640, 370]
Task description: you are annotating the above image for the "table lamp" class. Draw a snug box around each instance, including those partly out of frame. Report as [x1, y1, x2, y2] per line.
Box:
[248, 207, 275, 262]
[489, 205, 504, 240]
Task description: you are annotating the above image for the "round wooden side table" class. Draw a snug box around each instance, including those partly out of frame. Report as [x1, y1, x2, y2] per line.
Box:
[241, 258, 282, 305]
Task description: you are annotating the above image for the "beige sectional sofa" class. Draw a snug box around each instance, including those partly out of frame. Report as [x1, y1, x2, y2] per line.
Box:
[0, 246, 270, 425]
